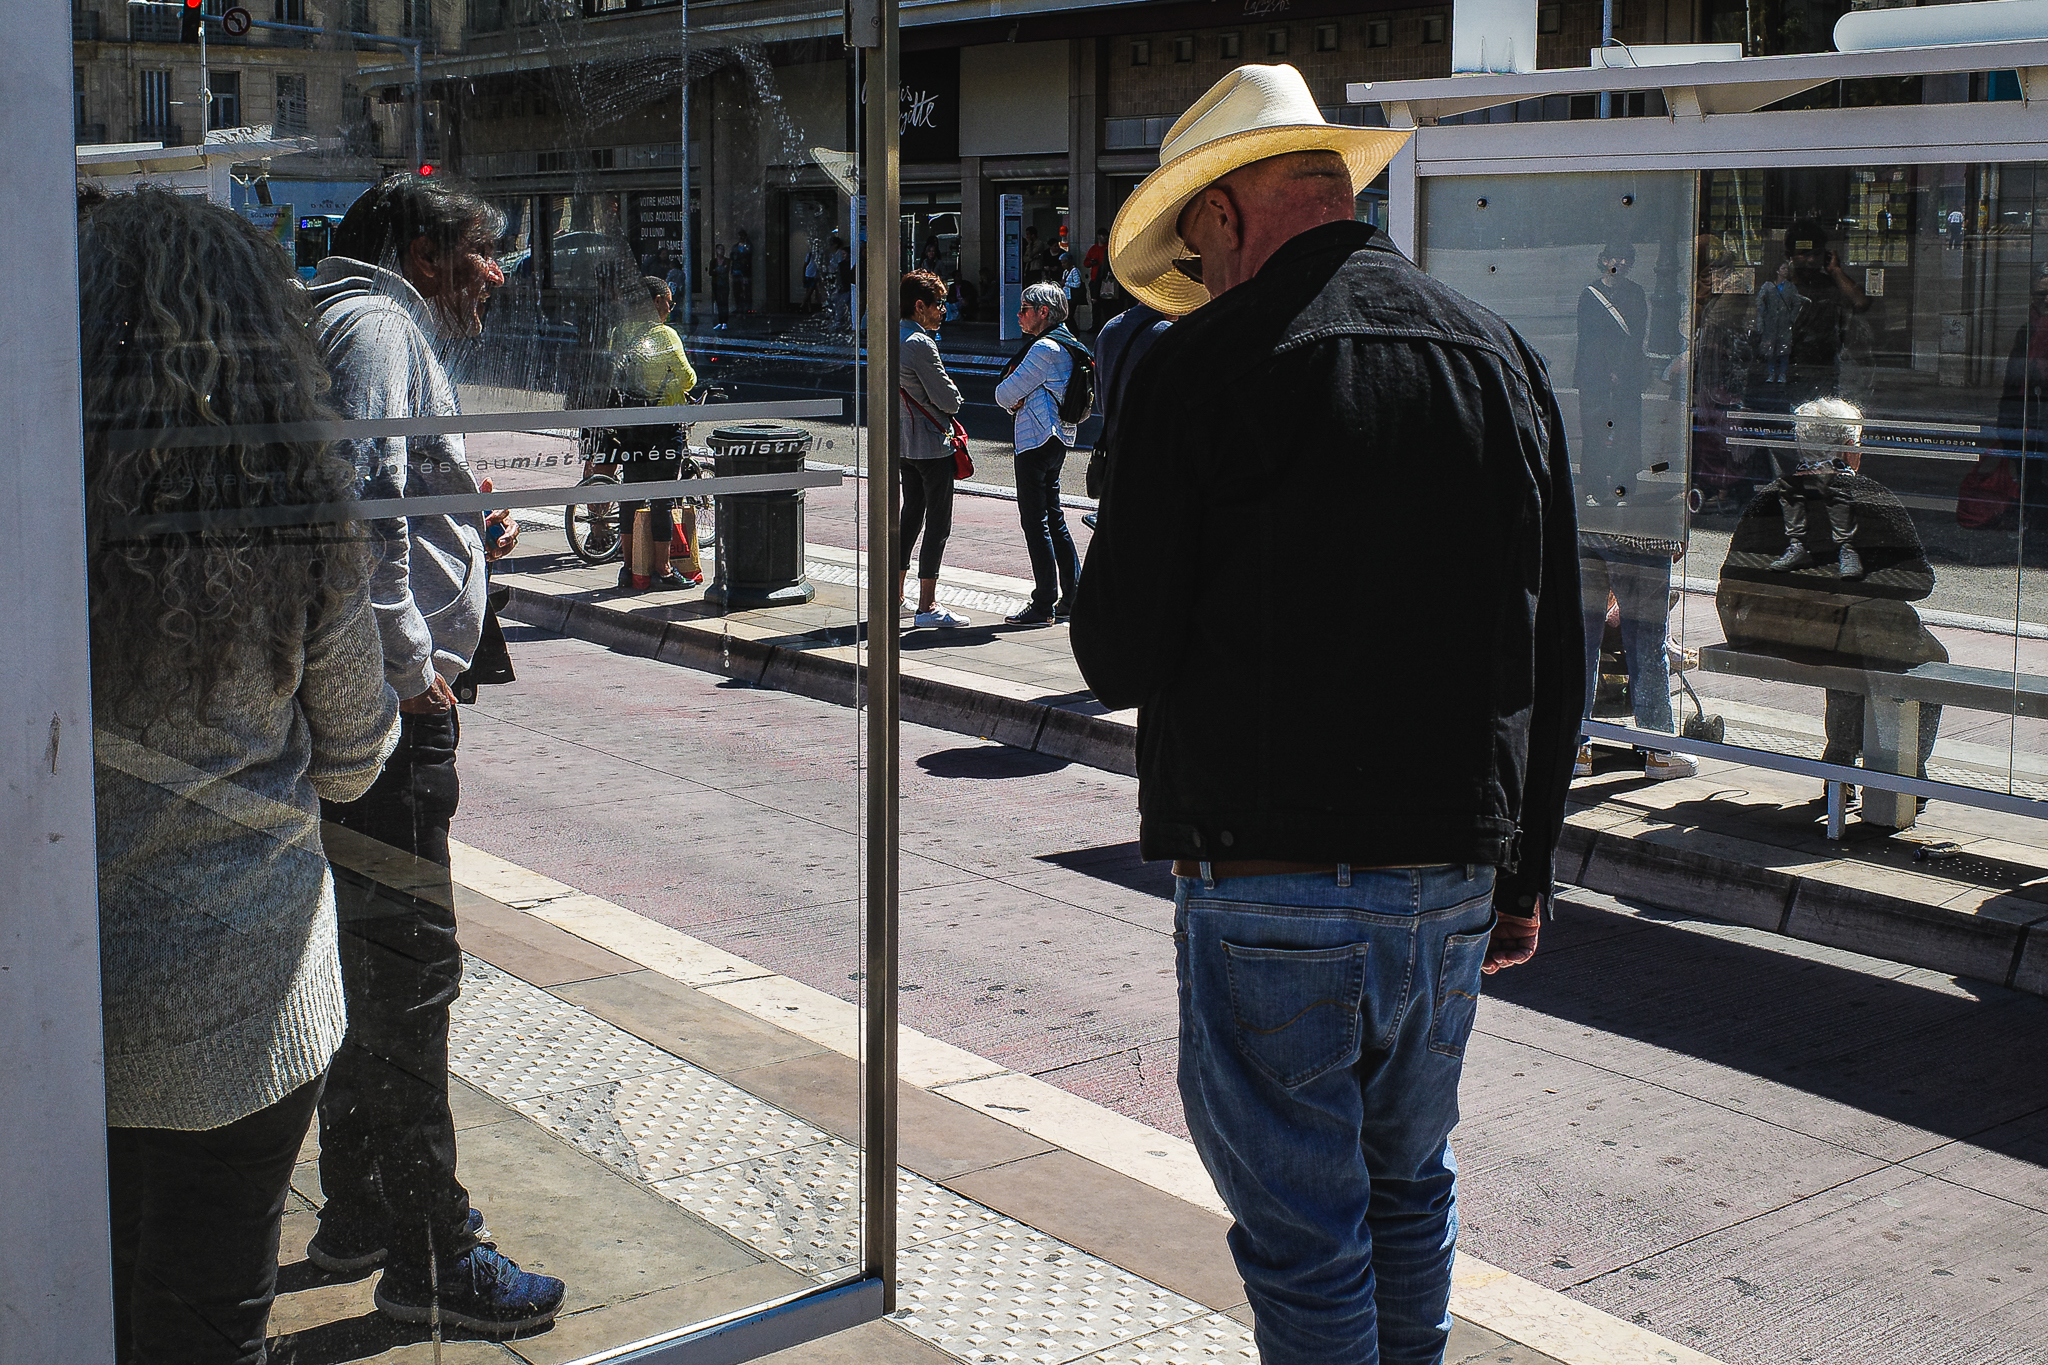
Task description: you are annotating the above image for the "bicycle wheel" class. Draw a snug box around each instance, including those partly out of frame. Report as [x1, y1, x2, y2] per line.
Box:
[566, 472, 622, 564]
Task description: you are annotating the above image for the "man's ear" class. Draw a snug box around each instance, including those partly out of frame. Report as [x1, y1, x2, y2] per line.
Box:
[405, 235, 444, 293]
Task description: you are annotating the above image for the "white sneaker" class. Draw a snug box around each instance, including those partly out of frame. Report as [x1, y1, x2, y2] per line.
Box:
[1643, 750, 1698, 781]
[913, 607, 969, 629]
[1573, 743, 1593, 779]
[899, 598, 917, 616]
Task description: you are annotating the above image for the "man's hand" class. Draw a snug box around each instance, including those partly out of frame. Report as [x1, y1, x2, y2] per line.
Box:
[400, 674, 457, 715]
[478, 477, 519, 561]
[1483, 904, 1540, 974]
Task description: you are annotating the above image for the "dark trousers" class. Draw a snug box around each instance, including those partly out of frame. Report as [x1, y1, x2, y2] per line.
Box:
[317, 707, 472, 1270]
[620, 444, 684, 541]
[1774, 467, 1857, 548]
[899, 456, 956, 580]
[1014, 438, 1078, 609]
[108, 1078, 323, 1365]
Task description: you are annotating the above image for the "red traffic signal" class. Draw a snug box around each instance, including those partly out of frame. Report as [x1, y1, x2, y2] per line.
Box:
[181, 0, 203, 43]
[418, 163, 436, 177]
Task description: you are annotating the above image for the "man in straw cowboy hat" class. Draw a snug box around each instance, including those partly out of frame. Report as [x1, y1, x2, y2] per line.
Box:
[1069, 65, 1583, 1364]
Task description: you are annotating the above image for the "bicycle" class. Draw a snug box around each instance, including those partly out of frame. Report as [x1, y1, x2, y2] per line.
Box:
[566, 384, 724, 565]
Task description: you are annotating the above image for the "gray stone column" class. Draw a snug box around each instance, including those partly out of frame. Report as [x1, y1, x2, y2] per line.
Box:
[1068, 38, 1099, 290]
[959, 154, 985, 309]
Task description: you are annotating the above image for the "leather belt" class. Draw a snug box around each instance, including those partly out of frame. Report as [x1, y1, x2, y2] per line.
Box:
[1171, 859, 1430, 879]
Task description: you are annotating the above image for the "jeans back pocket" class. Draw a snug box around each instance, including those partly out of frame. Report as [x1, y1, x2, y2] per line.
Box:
[1221, 941, 1369, 1089]
[1428, 922, 1494, 1058]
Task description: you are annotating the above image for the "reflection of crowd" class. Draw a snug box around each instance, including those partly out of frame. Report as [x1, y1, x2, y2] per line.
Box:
[82, 178, 566, 1360]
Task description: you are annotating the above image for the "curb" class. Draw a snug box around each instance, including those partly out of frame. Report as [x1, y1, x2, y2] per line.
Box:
[1557, 819, 2048, 998]
[502, 584, 1138, 778]
[504, 585, 2046, 1001]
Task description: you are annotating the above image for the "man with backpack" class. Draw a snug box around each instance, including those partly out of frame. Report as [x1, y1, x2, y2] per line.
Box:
[995, 280, 1095, 623]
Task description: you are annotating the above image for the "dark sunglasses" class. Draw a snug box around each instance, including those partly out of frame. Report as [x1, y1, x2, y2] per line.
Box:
[1172, 256, 1204, 284]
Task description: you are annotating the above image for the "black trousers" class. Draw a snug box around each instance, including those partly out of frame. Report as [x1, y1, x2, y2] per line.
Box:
[1774, 467, 1857, 548]
[619, 442, 684, 541]
[108, 1077, 323, 1365]
[317, 707, 472, 1270]
[1014, 438, 1079, 610]
[899, 456, 956, 580]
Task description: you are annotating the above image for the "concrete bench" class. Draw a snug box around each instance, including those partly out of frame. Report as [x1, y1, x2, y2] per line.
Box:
[1697, 645, 2048, 827]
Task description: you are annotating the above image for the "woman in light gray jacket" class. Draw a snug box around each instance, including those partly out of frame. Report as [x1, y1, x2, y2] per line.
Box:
[898, 269, 970, 627]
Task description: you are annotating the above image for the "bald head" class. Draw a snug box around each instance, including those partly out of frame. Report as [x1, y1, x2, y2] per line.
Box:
[1174, 151, 1356, 299]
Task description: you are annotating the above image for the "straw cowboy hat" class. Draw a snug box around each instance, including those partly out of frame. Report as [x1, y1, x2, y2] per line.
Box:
[1107, 64, 1412, 315]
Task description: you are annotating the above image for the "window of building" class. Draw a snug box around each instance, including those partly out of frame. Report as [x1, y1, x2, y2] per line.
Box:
[1131, 39, 1151, 66]
[1173, 35, 1194, 62]
[1104, 116, 1169, 150]
[1366, 19, 1391, 46]
[1421, 14, 1447, 43]
[1219, 31, 1241, 58]
[275, 72, 307, 134]
[138, 68, 171, 130]
[1267, 28, 1288, 56]
[401, 0, 434, 40]
[273, 0, 305, 21]
[1316, 24, 1340, 52]
[208, 70, 241, 130]
[1538, 5, 1562, 34]
[74, 67, 87, 139]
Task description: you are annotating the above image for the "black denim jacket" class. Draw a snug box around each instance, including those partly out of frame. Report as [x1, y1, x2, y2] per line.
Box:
[1070, 222, 1583, 915]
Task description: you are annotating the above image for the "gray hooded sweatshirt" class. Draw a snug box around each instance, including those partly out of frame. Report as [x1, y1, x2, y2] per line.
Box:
[307, 257, 488, 698]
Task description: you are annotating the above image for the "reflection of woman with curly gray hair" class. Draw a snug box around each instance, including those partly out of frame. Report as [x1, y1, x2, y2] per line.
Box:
[80, 189, 399, 1362]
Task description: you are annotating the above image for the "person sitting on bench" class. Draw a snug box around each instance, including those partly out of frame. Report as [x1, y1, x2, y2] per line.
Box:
[1715, 397, 1944, 805]
[1766, 395, 1866, 580]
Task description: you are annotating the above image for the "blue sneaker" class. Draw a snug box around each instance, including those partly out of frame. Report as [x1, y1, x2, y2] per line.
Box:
[373, 1243, 566, 1336]
[307, 1206, 489, 1275]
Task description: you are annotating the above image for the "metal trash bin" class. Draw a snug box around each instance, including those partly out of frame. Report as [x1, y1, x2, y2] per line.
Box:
[704, 422, 816, 610]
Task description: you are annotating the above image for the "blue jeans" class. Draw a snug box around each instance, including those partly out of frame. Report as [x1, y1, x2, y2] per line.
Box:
[1579, 540, 1675, 736]
[1175, 865, 1497, 1365]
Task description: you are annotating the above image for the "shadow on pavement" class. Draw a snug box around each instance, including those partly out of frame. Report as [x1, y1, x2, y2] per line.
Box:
[1488, 892, 2048, 1156]
[1035, 841, 1176, 898]
[918, 745, 1071, 779]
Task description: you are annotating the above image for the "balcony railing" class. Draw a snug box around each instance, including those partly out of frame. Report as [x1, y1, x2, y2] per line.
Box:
[131, 121, 185, 146]
[73, 9, 101, 40]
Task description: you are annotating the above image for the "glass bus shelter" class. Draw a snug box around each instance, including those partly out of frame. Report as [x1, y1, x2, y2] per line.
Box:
[1362, 37, 2048, 835]
[3, 0, 911, 1360]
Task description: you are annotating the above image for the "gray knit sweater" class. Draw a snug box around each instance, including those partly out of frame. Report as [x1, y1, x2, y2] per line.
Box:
[94, 588, 399, 1130]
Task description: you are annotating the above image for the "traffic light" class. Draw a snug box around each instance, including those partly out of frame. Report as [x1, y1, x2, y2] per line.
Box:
[418, 163, 436, 177]
[180, 0, 203, 44]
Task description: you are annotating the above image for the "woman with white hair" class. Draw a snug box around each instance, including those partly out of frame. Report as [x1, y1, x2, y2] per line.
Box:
[994, 280, 1090, 623]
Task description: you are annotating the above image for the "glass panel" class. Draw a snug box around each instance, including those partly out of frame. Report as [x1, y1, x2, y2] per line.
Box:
[79, 0, 878, 1357]
[1421, 171, 1697, 755]
[1419, 165, 2044, 821]
[1686, 164, 2034, 816]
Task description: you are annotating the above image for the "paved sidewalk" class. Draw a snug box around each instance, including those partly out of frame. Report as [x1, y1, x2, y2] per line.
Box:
[490, 483, 2048, 1002]
[264, 829, 1723, 1365]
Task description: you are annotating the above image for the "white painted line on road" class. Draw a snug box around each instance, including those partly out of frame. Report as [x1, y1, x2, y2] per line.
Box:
[445, 838, 1727, 1365]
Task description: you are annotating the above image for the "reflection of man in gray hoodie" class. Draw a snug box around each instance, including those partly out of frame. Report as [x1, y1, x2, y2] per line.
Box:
[304, 175, 565, 1335]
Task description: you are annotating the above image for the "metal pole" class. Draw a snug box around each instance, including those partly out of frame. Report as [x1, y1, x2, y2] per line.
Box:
[680, 3, 692, 331]
[412, 38, 425, 168]
[1598, 0, 1612, 118]
[858, 0, 901, 1318]
[199, 13, 210, 137]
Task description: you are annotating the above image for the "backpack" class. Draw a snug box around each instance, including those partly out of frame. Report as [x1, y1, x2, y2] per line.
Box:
[1050, 335, 1096, 426]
